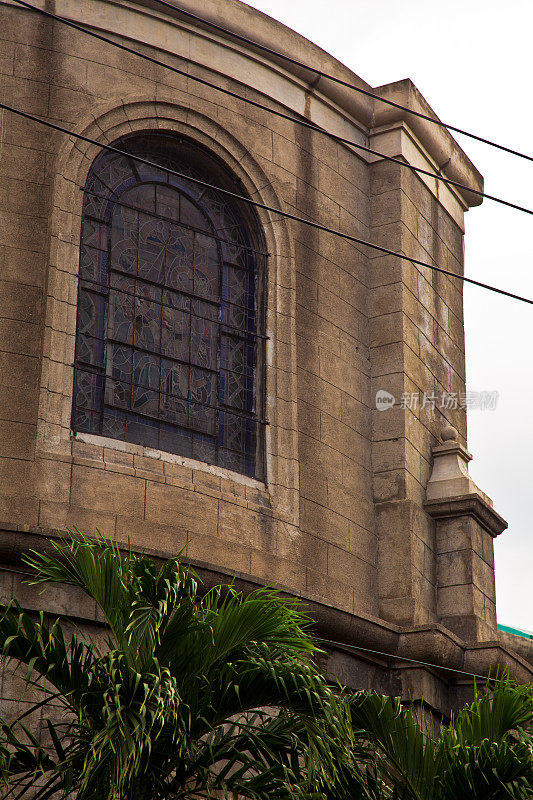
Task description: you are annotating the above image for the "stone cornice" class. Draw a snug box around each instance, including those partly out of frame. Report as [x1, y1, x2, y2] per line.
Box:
[424, 494, 508, 538]
[0, 526, 528, 681]
[372, 80, 484, 207]
[1, 0, 484, 210]
[139, 0, 484, 208]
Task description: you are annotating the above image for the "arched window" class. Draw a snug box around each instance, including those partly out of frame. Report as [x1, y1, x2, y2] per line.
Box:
[72, 133, 266, 479]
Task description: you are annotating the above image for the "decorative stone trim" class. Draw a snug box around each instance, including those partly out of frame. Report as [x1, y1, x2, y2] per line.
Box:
[424, 424, 507, 537]
[425, 494, 507, 539]
[1, 527, 530, 684]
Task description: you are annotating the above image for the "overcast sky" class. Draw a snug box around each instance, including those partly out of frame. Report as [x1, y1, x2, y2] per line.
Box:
[246, 0, 533, 631]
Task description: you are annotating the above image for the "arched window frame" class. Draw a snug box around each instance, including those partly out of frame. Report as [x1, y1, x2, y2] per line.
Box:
[71, 132, 266, 480]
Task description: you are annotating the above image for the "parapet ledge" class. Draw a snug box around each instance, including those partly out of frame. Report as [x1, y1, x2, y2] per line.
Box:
[133, 0, 482, 210]
[463, 641, 533, 684]
[1, 526, 530, 681]
[498, 629, 533, 667]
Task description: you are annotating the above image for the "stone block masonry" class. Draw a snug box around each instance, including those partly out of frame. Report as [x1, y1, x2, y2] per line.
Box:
[0, 0, 530, 723]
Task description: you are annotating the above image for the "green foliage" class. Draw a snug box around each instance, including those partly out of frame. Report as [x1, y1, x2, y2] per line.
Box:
[0, 530, 354, 800]
[1, 530, 531, 800]
[436, 676, 533, 800]
[340, 675, 533, 800]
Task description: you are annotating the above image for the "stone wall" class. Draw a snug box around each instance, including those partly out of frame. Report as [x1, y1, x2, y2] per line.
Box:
[370, 156, 469, 627]
[0, 0, 529, 720]
[0, 0, 378, 618]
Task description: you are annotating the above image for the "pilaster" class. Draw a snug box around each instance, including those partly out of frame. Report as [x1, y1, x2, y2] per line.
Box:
[425, 425, 507, 641]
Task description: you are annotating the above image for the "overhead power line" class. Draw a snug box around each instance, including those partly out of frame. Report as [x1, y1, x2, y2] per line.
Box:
[3, 5, 526, 692]
[0, 565, 504, 683]
[2, 100, 533, 307]
[316, 638, 497, 683]
[11, 0, 533, 220]
[153, 0, 533, 166]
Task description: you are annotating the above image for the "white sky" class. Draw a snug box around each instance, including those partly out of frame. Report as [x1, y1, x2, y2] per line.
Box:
[245, 0, 533, 631]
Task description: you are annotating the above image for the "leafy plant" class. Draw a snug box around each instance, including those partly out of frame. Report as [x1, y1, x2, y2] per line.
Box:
[0, 531, 355, 800]
[1, 530, 530, 800]
[339, 675, 533, 800]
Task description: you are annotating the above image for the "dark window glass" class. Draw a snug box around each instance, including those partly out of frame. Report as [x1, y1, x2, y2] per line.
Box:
[72, 133, 266, 479]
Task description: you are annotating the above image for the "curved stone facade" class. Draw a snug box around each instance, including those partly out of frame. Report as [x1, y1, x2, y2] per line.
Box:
[0, 0, 531, 720]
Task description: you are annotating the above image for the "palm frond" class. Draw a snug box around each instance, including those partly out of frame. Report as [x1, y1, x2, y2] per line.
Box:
[349, 691, 437, 800]
[436, 675, 533, 800]
[126, 556, 197, 669]
[0, 603, 93, 707]
[23, 529, 132, 652]
[162, 584, 317, 683]
[443, 673, 533, 748]
[438, 736, 533, 800]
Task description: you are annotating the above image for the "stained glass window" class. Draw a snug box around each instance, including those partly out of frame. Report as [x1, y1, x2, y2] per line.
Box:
[72, 133, 266, 479]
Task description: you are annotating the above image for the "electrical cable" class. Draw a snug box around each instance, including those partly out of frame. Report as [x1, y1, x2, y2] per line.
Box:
[83, 187, 270, 259]
[11, 0, 533, 220]
[2, 99, 533, 306]
[152, 0, 533, 166]
[0, 563, 504, 683]
[1, 4, 525, 691]
[315, 637, 497, 683]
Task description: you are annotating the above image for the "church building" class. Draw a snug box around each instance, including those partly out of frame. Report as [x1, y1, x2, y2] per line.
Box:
[0, 0, 531, 721]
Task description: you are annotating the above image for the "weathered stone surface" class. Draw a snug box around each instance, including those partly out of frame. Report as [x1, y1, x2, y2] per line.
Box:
[0, 0, 518, 726]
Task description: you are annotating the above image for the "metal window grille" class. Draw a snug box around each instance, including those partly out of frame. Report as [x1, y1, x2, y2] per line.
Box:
[72, 133, 266, 480]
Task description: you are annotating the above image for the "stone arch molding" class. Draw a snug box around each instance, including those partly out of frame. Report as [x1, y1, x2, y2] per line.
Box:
[38, 95, 298, 501]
